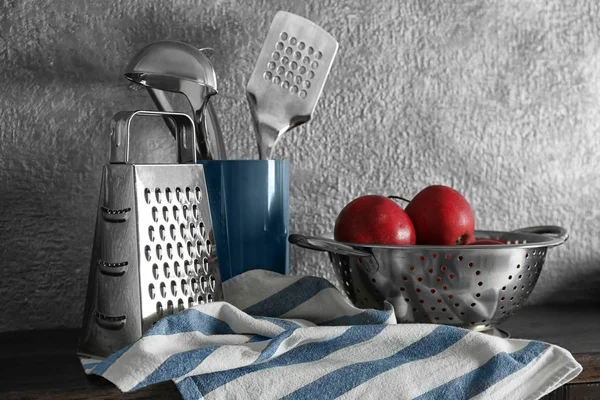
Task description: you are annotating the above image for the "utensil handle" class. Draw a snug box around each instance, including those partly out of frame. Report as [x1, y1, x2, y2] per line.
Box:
[288, 234, 371, 257]
[511, 225, 569, 246]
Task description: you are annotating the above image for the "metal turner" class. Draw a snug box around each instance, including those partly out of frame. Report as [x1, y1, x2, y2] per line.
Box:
[247, 11, 339, 159]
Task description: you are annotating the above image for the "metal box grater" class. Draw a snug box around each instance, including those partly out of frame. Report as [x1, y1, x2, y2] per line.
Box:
[78, 110, 222, 359]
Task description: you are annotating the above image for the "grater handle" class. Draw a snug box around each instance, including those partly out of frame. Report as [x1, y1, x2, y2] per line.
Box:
[110, 110, 197, 164]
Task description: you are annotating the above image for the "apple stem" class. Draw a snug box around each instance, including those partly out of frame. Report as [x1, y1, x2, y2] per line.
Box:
[388, 195, 411, 204]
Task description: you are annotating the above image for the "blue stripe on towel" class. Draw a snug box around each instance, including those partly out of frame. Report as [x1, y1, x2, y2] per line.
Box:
[132, 346, 218, 390]
[177, 377, 204, 400]
[243, 276, 335, 317]
[91, 344, 133, 375]
[415, 341, 549, 400]
[282, 325, 468, 400]
[254, 328, 298, 363]
[254, 315, 302, 330]
[146, 309, 235, 336]
[192, 324, 387, 396]
[321, 308, 393, 326]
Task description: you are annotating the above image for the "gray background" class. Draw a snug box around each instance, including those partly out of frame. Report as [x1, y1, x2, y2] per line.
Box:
[1, 0, 599, 332]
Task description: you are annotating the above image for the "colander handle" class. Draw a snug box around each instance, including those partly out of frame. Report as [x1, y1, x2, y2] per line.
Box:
[511, 225, 569, 247]
[288, 234, 372, 257]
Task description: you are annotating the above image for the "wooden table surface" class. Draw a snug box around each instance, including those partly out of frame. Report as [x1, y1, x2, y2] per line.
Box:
[0, 305, 598, 399]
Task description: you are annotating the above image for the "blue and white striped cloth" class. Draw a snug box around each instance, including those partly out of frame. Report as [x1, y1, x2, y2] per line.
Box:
[81, 270, 581, 399]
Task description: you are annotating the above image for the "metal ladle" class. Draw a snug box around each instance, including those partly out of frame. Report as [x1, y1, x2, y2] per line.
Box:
[125, 41, 227, 160]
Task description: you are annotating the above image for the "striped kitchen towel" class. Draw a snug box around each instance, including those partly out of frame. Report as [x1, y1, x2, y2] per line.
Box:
[81, 270, 581, 400]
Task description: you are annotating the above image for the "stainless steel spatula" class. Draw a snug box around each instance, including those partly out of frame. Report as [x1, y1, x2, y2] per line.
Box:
[247, 11, 339, 159]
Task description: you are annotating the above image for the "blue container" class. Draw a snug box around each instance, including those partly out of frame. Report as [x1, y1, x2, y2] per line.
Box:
[198, 160, 289, 281]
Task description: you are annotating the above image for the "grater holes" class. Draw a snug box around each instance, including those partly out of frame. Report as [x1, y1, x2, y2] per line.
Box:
[155, 188, 162, 203]
[165, 187, 173, 203]
[196, 242, 203, 258]
[187, 241, 194, 257]
[163, 262, 171, 278]
[180, 223, 187, 239]
[311, 61, 319, 69]
[200, 276, 208, 292]
[290, 36, 297, 45]
[191, 277, 198, 293]
[188, 297, 194, 308]
[167, 300, 174, 314]
[280, 32, 288, 40]
[299, 90, 307, 98]
[173, 206, 180, 221]
[152, 207, 159, 222]
[198, 295, 205, 304]
[160, 282, 167, 298]
[192, 205, 199, 220]
[148, 226, 155, 242]
[207, 294, 213, 303]
[170, 280, 177, 296]
[209, 275, 216, 291]
[156, 302, 163, 316]
[178, 298, 185, 312]
[206, 239, 212, 254]
[152, 264, 159, 279]
[159, 225, 166, 241]
[190, 223, 196, 238]
[149, 283, 156, 299]
[199, 222, 206, 238]
[194, 259, 201, 274]
[267, 61, 276, 70]
[203, 257, 209, 274]
[176, 187, 183, 202]
[183, 205, 189, 220]
[163, 206, 169, 222]
[315, 51, 322, 59]
[184, 260, 192, 276]
[285, 46, 293, 55]
[195, 186, 202, 201]
[145, 246, 152, 261]
[170, 224, 176, 240]
[156, 244, 163, 260]
[181, 279, 188, 295]
[174, 261, 182, 277]
[298, 41, 305, 50]
[185, 187, 192, 202]
[308, 71, 315, 79]
[144, 188, 151, 204]
[177, 242, 184, 259]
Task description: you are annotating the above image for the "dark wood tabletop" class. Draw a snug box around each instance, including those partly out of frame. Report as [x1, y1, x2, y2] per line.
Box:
[0, 305, 598, 399]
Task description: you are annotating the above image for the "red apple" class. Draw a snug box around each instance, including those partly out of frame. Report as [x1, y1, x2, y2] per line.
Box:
[404, 185, 475, 245]
[334, 195, 416, 245]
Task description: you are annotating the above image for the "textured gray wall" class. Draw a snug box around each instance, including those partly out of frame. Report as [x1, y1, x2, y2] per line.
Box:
[1, 0, 599, 332]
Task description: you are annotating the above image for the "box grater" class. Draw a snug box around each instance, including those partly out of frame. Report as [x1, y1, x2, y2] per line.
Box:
[78, 110, 222, 359]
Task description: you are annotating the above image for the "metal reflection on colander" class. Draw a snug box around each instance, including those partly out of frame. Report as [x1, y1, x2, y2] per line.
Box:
[289, 226, 567, 334]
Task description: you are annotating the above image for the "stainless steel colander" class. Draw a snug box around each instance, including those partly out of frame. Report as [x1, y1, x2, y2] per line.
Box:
[289, 226, 567, 334]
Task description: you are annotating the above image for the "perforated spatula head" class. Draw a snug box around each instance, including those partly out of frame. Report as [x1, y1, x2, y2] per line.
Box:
[246, 11, 339, 159]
